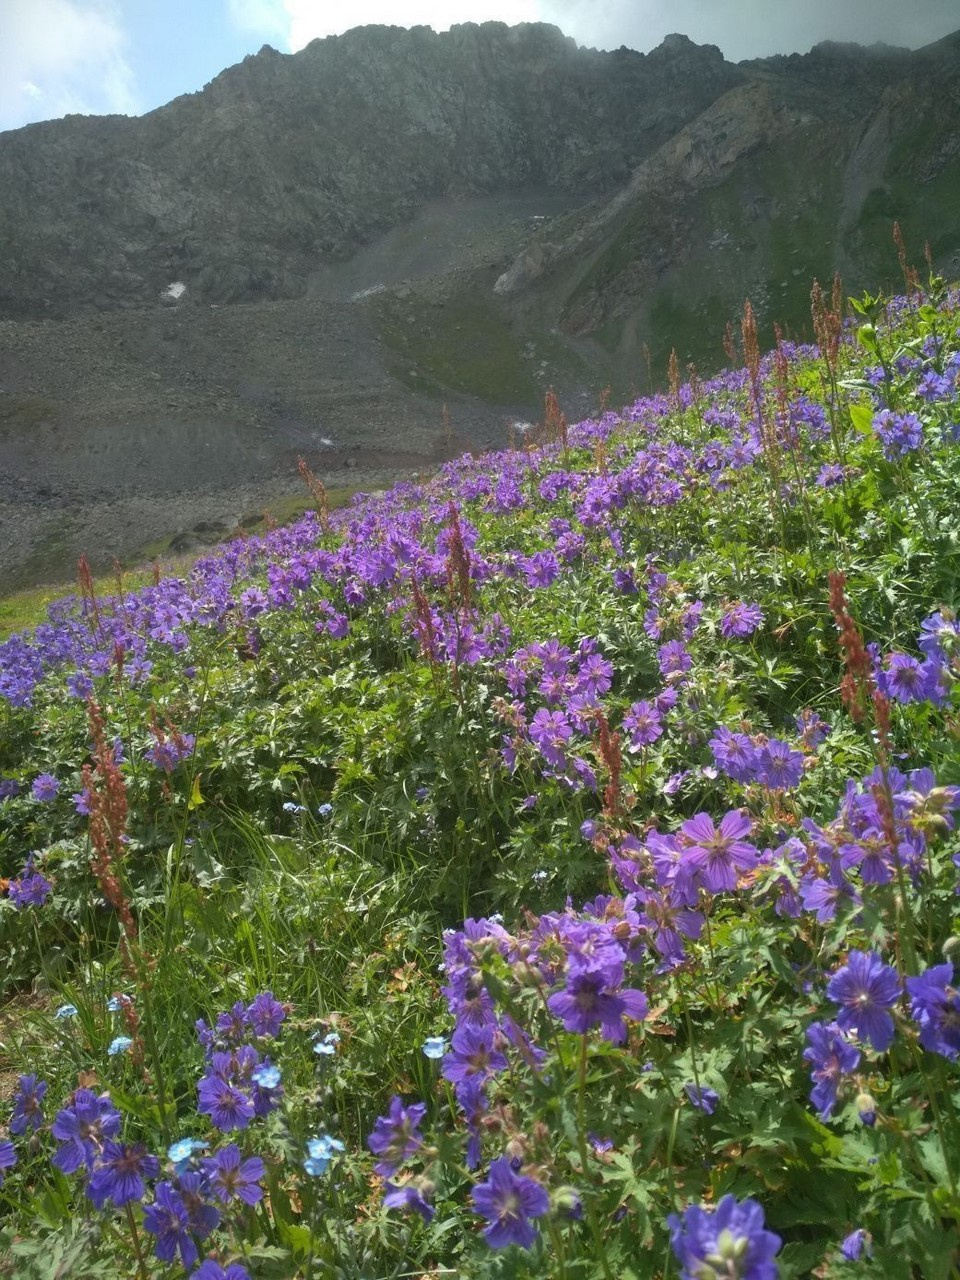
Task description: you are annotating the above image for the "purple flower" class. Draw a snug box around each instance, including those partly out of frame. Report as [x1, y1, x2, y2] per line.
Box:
[826, 950, 901, 1051]
[906, 963, 960, 1060]
[442, 1024, 508, 1086]
[144, 734, 196, 773]
[658, 641, 692, 680]
[623, 700, 663, 749]
[709, 727, 759, 784]
[472, 1157, 550, 1249]
[202, 1144, 265, 1206]
[143, 1181, 200, 1270]
[246, 991, 286, 1038]
[383, 1179, 435, 1222]
[684, 1084, 719, 1114]
[874, 409, 923, 459]
[191, 1263, 252, 1280]
[802, 1021, 861, 1120]
[679, 810, 759, 894]
[879, 653, 941, 705]
[87, 1141, 160, 1208]
[841, 1228, 871, 1261]
[755, 739, 804, 790]
[668, 1194, 781, 1280]
[720, 602, 764, 639]
[817, 462, 846, 488]
[31, 773, 60, 802]
[52, 1089, 122, 1174]
[7, 862, 52, 908]
[197, 1072, 255, 1132]
[547, 973, 647, 1043]
[0, 1141, 16, 1187]
[367, 1096, 427, 1177]
[10, 1074, 47, 1135]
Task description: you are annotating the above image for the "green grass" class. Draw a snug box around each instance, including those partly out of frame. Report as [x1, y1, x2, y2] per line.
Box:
[374, 288, 541, 406]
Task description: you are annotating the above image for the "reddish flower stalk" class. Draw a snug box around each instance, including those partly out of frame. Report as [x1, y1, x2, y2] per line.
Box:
[596, 710, 623, 820]
[409, 571, 438, 666]
[84, 699, 138, 970]
[445, 503, 472, 611]
[297, 455, 331, 532]
[668, 348, 681, 411]
[77, 554, 104, 643]
[827, 571, 873, 724]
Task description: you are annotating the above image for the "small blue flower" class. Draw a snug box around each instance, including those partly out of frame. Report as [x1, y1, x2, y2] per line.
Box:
[317, 802, 333, 817]
[282, 801, 306, 814]
[422, 1036, 448, 1060]
[55, 1004, 78, 1020]
[108, 1036, 133, 1056]
[167, 1137, 207, 1163]
[251, 1063, 281, 1089]
[106, 995, 124, 1012]
[304, 1134, 344, 1176]
[313, 1030, 340, 1056]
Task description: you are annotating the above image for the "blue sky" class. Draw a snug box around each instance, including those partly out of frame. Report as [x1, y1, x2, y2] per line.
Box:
[2, 0, 959, 133]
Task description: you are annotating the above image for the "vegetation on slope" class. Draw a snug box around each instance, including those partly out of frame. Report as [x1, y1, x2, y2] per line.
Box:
[1, 263, 959, 1278]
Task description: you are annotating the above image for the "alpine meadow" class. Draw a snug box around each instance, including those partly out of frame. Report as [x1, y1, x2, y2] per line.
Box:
[2, 249, 960, 1278]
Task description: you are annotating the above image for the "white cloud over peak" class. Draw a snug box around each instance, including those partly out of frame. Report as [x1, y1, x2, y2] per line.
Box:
[0, 0, 138, 133]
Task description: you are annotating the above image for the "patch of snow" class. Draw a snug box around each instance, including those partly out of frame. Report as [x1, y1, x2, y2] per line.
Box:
[162, 281, 186, 300]
[350, 283, 386, 301]
[319, 437, 334, 447]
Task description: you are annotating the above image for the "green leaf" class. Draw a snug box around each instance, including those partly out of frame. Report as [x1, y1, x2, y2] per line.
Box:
[849, 402, 874, 435]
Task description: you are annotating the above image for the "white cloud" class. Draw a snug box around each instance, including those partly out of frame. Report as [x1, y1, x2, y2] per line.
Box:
[0, 0, 138, 132]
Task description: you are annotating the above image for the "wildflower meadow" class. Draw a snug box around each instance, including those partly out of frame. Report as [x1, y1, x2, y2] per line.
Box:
[1, 255, 959, 1278]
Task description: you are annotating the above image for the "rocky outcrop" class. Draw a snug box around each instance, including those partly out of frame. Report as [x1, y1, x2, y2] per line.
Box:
[0, 23, 743, 319]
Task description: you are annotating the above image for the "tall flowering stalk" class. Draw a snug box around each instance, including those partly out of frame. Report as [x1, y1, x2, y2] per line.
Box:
[84, 699, 137, 965]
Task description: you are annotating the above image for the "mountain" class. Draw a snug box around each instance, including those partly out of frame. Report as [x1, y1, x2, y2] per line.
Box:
[1, 23, 958, 588]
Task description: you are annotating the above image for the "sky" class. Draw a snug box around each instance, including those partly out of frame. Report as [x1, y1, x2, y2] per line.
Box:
[2, 0, 959, 134]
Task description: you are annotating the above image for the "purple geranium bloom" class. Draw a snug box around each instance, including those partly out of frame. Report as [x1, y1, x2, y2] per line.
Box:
[879, 653, 940, 705]
[658, 640, 693, 679]
[720, 602, 764, 639]
[191, 1263, 252, 1280]
[802, 1021, 861, 1120]
[367, 1096, 427, 1177]
[547, 973, 647, 1043]
[87, 1141, 160, 1208]
[442, 1024, 508, 1086]
[623, 700, 662, 749]
[472, 1157, 550, 1249]
[873, 409, 923, 459]
[10, 1074, 47, 1135]
[202, 1144, 265, 1206]
[684, 1084, 719, 1114]
[31, 773, 60, 802]
[826, 950, 901, 1051]
[245, 991, 286, 1038]
[52, 1090, 122, 1174]
[906, 963, 960, 1060]
[709, 727, 759, 784]
[680, 810, 759, 894]
[7, 863, 52, 908]
[143, 1181, 200, 1270]
[668, 1194, 781, 1280]
[0, 1141, 16, 1186]
[383, 1179, 435, 1222]
[196, 1073, 255, 1132]
[755, 739, 804, 790]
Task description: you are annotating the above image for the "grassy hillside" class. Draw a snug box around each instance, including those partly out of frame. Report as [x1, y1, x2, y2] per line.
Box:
[1, 273, 959, 1278]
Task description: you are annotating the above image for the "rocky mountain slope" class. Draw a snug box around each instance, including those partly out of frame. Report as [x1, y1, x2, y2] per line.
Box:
[0, 23, 958, 588]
